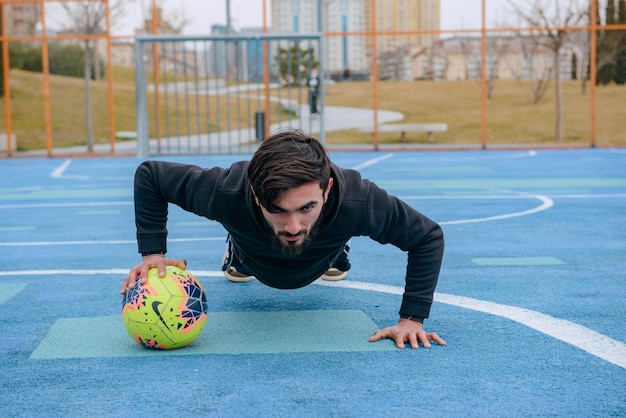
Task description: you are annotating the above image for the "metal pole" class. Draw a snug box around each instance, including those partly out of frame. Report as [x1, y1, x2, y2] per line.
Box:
[226, 0, 231, 34]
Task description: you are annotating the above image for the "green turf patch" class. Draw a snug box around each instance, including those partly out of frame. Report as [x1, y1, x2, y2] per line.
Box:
[77, 210, 122, 215]
[0, 283, 27, 304]
[0, 188, 132, 201]
[0, 226, 36, 232]
[30, 310, 395, 359]
[472, 256, 565, 266]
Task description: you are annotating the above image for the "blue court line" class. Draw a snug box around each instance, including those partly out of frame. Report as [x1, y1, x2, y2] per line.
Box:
[30, 310, 395, 359]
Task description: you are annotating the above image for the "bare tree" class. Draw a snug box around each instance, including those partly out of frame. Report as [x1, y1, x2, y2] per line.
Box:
[458, 33, 512, 99]
[137, 0, 188, 34]
[507, 0, 587, 140]
[57, 0, 126, 152]
[507, 33, 554, 104]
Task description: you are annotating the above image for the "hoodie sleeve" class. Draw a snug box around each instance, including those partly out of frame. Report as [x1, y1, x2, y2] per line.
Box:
[361, 179, 444, 322]
[133, 160, 226, 255]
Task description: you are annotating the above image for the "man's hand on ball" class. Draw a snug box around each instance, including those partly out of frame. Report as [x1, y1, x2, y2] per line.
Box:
[119, 255, 187, 294]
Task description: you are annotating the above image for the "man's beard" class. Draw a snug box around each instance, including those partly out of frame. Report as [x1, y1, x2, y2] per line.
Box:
[269, 215, 323, 256]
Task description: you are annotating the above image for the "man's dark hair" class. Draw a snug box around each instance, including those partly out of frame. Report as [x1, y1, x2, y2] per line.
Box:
[248, 129, 332, 210]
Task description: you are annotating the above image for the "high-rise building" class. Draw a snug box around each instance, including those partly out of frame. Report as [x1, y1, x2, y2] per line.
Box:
[4, 3, 39, 37]
[271, 0, 440, 80]
[365, 0, 439, 51]
[271, 0, 365, 78]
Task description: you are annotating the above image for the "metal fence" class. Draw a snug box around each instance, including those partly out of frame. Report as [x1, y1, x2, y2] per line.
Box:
[134, 33, 323, 157]
[1, 0, 625, 157]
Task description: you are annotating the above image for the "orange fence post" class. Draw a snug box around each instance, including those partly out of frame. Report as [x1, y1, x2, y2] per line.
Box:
[39, 0, 53, 157]
[263, 0, 270, 140]
[105, 0, 116, 153]
[589, 0, 597, 148]
[480, 0, 487, 150]
[371, 0, 379, 151]
[151, 0, 162, 152]
[1, 0, 13, 156]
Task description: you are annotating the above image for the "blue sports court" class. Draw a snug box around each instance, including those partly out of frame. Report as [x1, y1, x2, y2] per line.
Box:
[1, 148, 625, 416]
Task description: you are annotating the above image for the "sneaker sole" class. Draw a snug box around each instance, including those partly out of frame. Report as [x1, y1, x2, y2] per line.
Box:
[321, 268, 348, 281]
[224, 267, 253, 283]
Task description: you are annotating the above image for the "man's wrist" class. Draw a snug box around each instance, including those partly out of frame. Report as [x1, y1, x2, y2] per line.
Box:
[141, 251, 165, 257]
[400, 315, 424, 324]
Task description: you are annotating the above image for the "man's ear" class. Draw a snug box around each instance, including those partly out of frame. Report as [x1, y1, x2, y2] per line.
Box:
[324, 178, 334, 202]
[250, 185, 260, 206]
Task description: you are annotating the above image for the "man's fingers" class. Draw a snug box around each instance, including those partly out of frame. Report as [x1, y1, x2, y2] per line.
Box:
[119, 279, 130, 294]
[138, 265, 150, 282]
[120, 267, 139, 294]
[368, 330, 384, 343]
[393, 335, 406, 349]
[417, 332, 431, 349]
[409, 333, 420, 349]
[368, 326, 446, 350]
[429, 332, 447, 346]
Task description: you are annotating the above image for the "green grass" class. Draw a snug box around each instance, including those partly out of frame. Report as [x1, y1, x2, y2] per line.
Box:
[324, 79, 624, 147]
[1, 68, 624, 151]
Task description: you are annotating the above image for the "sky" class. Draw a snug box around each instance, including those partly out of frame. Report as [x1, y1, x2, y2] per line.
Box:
[116, 0, 506, 36]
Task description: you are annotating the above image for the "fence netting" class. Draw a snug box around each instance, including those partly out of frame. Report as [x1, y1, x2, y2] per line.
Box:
[1, 0, 625, 157]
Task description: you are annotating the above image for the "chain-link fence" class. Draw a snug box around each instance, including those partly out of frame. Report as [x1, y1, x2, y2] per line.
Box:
[1, 0, 625, 157]
[134, 33, 323, 157]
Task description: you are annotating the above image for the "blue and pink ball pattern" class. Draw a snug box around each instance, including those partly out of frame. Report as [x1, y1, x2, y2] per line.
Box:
[121, 266, 209, 350]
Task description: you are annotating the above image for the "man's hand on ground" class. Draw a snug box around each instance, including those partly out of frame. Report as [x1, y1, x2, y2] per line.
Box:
[368, 318, 446, 349]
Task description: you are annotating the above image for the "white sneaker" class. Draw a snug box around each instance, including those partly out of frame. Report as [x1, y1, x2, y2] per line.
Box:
[224, 266, 253, 283]
[321, 268, 348, 281]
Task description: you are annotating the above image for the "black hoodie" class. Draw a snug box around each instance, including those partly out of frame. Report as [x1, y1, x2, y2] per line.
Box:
[134, 160, 444, 321]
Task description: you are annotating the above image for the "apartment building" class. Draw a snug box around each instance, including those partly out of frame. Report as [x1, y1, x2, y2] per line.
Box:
[271, 0, 440, 80]
[4, 3, 39, 36]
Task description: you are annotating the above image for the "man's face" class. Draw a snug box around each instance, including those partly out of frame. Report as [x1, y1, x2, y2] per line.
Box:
[255, 179, 333, 255]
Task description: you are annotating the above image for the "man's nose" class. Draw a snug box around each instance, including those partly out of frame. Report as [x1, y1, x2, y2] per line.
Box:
[283, 213, 302, 234]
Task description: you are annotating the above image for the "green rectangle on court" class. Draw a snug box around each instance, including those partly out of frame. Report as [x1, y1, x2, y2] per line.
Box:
[472, 256, 565, 266]
[30, 310, 394, 360]
[0, 283, 27, 304]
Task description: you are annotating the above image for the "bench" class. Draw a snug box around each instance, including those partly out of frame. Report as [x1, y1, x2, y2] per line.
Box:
[359, 123, 448, 143]
[115, 131, 138, 141]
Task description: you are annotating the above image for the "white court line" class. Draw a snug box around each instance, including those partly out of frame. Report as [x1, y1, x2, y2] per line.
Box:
[50, 159, 89, 180]
[50, 159, 71, 178]
[0, 237, 226, 247]
[1, 193, 621, 211]
[0, 269, 224, 277]
[316, 279, 626, 370]
[3, 267, 624, 370]
[439, 194, 553, 225]
[351, 153, 394, 171]
[400, 193, 626, 200]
